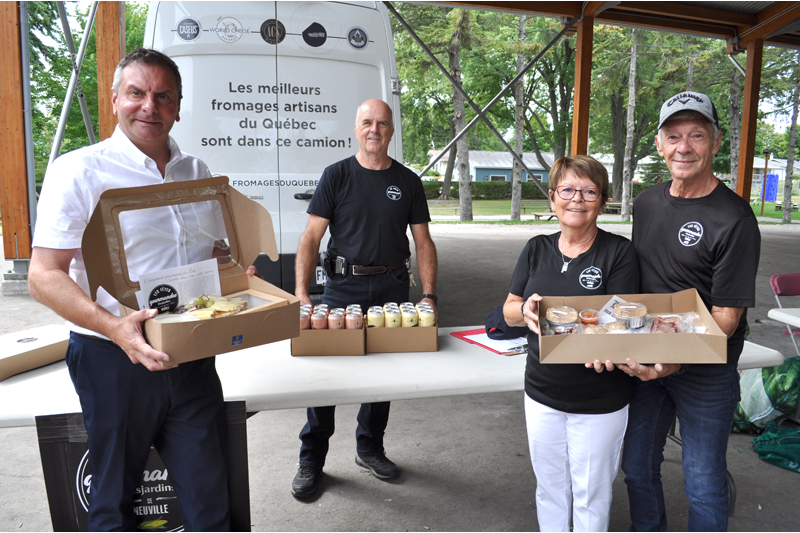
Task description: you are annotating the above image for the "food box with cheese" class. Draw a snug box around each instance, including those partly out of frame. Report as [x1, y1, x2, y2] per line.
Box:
[82, 176, 299, 365]
[538, 288, 727, 364]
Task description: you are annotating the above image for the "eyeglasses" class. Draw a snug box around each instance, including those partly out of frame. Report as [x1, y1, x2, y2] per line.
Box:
[554, 186, 601, 202]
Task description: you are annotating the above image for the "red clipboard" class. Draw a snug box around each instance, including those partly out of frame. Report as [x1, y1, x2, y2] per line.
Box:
[450, 328, 526, 355]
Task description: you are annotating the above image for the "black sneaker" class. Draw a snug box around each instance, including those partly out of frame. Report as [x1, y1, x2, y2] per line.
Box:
[291, 465, 322, 498]
[355, 453, 399, 480]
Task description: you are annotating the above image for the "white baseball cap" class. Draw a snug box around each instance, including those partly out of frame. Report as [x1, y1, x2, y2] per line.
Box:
[658, 91, 720, 130]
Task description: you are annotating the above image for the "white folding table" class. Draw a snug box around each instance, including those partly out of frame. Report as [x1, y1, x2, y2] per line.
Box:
[0, 326, 526, 428]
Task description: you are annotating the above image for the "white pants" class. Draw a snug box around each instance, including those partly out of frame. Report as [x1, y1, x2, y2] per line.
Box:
[524, 394, 628, 532]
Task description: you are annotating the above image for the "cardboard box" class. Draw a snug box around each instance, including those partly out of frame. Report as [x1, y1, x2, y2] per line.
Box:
[291, 323, 366, 356]
[0, 325, 70, 381]
[82, 176, 299, 365]
[366, 326, 439, 354]
[538, 289, 726, 364]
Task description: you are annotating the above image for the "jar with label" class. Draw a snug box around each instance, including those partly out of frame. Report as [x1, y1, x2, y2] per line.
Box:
[367, 308, 384, 327]
[384, 308, 402, 328]
[345, 312, 363, 330]
[311, 311, 328, 330]
[300, 311, 310, 330]
[401, 307, 418, 327]
[328, 311, 345, 330]
[418, 308, 435, 327]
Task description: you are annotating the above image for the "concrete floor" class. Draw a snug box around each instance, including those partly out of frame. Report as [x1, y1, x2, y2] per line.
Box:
[1, 219, 799, 531]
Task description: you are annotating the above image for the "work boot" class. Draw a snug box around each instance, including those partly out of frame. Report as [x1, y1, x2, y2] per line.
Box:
[355, 453, 399, 480]
[291, 465, 322, 498]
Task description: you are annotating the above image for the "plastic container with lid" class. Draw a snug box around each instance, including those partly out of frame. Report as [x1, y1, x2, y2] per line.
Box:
[613, 302, 648, 329]
[545, 306, 578, 334]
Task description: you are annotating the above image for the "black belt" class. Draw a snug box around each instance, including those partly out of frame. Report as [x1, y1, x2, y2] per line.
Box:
[351, 260, 408, 276]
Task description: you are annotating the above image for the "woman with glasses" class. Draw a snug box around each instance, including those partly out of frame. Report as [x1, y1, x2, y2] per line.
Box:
[502, 155, 639, 532]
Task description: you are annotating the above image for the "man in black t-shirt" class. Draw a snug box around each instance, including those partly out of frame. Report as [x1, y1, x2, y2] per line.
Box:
[291, 99, 438, 498]
[617, 92, 760, 531]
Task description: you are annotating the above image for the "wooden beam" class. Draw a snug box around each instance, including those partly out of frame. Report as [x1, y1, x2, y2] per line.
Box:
[614, 1, 755, 26]
[571, 16, 594, 156]
[96, 1, 125, 141]
[736, 39, 764, 202]
[732, 3, 800, 53]
[583, 1, 618, 18]
[0, 3, 32, 260]
[596, 11, 737, 40]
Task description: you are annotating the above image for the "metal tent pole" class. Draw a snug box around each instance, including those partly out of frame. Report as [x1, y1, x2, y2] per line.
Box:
[48, 1, 99, 165]
[385, 1, 581, 196]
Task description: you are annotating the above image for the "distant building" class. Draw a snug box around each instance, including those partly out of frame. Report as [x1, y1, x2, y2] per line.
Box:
[428, 149, 554, 182]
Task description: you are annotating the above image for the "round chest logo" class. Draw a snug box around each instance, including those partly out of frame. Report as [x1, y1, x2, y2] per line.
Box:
[579, 266, 603, 290]
[678, 222, 704, 247]
[302, 22, 327, 47]
[386, 186, 402, 201]
[148, 285, 179, 313]
[215, 17, 246, 43]
[348, 27, 368, 49]
[260, 19, 285, 44]
[176, 18, 201, 41]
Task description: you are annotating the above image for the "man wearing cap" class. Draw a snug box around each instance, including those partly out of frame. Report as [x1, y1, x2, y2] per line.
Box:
[291, 98, 438, 498]
[29, 49, 230, 530]
[590, 91, 760, 530]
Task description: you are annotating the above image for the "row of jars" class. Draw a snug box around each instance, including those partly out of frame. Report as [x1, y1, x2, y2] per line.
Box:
[298, 302, 435, 330]
[367, 302, 435, 328]
[299, 304, 363, 330]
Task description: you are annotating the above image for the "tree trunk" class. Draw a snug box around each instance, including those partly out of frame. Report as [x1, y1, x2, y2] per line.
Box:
[609, 89, 626, 201]
[686, 55, 694, 91]
[438, 123, 457, 200]
[621, 28, 638, 222]
[783, 52, 799, 223]
[729, 67, 741, 191]
[450, 10, 472, 221]
[510, 15, 526, 221]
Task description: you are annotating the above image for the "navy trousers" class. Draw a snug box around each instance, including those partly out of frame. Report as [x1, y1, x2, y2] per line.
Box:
[66, 333, 230, 531]
[298, 267, 410, 467]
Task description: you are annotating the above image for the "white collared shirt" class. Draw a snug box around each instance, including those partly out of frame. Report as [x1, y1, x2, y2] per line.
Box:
[33, 126, 223, 338]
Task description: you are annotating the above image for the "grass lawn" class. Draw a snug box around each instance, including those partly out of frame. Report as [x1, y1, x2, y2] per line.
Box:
[750, 199, 800, 221]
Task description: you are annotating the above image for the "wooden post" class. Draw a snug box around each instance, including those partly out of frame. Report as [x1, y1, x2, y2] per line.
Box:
[0, 3, 32, 260]
[96, 1, 125, 141]
[571, 16, 594, 156]
[736, 39, 764, 202]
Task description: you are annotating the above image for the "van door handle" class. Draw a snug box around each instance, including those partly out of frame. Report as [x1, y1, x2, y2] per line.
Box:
[294, 192, 314, 200]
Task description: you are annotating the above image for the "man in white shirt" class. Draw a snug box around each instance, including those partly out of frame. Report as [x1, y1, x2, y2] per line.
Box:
[29, 49, 230, 531]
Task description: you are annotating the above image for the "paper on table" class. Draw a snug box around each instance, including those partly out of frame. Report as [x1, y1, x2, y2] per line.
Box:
[464, 333, 528, 354]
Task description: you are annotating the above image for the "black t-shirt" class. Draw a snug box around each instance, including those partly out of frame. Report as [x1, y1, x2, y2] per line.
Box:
[632, 181, 761, 367]
[508, 229, 639, 414]
[308, 156, 431, 266]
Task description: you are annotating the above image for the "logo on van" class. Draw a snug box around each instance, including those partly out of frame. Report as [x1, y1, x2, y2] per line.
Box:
[175, 18, 201, 42]
[348, 27, 368, 49]
[678, 221, 704, 246]
[260, 19, 285, 45]
[303, 22, 327, 47]
[214, 17, 248, 43]
[386, 186, 402, 201]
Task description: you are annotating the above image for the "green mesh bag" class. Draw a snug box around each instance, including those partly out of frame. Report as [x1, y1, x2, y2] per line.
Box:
[752, 422, 800, 473]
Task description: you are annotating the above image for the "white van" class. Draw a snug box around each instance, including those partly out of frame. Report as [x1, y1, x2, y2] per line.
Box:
[144, 1, 402, 293]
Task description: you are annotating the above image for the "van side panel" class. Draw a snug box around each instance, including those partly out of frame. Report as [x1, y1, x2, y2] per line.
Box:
[144, 1, 401, 291]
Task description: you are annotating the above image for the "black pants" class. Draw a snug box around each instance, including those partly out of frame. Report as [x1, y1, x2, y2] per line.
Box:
[66, 333, 230, 531]
[298, 267, 410, 467]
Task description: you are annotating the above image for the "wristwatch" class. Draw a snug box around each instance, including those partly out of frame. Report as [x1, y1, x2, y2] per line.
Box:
[422, 293, 438, 305]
